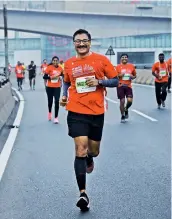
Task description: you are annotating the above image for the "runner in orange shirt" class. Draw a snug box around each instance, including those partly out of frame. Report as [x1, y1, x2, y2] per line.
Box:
[152, 53, 169, 109]
[60, 29, 119, 211]
[167, 56, 172, 93]
[116, 54, 136, 123]
[43, 56, 63, 123]
[15, 61, 24, 91]
[41, 59, 48, 87]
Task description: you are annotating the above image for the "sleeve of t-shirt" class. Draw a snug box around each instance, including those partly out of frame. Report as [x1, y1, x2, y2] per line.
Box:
[64, 62, 70, 83]
[103, 57, 118, 79]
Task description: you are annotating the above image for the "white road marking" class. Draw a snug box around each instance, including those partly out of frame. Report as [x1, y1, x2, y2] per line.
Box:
[0, 87, 24, 182]
[106, 97, 118, 104]
[106, 97, 158, 122]
[133, 83, 154, 88]
[131, 109, 158, 122]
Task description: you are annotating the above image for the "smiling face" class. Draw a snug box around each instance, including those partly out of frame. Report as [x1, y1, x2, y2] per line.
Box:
[52, 57, 59, 66]
[121, 55, 128, 64]
[73, 33, 91, 56]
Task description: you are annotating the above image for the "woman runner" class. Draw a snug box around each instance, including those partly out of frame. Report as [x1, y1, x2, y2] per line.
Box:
[43, 56, 63, 123]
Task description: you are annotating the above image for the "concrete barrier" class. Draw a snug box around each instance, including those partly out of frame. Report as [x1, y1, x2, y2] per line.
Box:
[133, 69, 154, 86]
[0, 82, 15, 130]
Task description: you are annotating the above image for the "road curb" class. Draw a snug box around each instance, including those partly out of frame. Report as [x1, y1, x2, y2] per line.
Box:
[0, 87, 25, 182]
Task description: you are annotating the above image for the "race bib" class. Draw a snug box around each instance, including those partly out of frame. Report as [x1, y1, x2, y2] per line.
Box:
[17, 70, 22, 74]
[43, 67, 47, 71]
[122, 73, 130, 80]
[51, 78, 59, 83]
[160, 70, 166, 76]
[76, 76, 96, 93]
[51, 70, 60, 83]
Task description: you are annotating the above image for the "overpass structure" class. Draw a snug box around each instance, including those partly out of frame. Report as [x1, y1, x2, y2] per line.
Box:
[0, 1, 171, 38]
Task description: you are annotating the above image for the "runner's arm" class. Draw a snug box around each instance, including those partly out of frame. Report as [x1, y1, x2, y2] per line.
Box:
[152, 64, 159, 79]
[63, 63, 71, 97]
[62, 81, 70, 97]
[43, 74, 51, 80]
[130, 67, 137, 80]
[98, 77, 118, 87]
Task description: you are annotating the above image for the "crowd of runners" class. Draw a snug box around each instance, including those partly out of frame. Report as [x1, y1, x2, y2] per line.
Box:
[13, 29, 171, 211]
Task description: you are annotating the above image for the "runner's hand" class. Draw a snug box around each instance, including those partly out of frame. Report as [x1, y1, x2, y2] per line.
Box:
[86, 77, 99, 87]
[60, 96, 67, 107]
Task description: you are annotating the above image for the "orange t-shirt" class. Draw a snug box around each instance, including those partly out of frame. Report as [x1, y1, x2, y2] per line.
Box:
[41, 63, 48, 74]
[15, 65, 24, 78]
[116, 63, 136, 88]
[64, 52, 118, 115]
[152, 62, 168, 83]
[46, 65, 63, 88]
[167, 58, 172, 73]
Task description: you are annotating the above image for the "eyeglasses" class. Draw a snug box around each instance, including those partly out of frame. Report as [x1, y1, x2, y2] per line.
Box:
[74, 39, 90, 44]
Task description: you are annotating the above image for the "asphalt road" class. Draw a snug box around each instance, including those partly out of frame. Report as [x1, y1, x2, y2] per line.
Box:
[0, 76, 171, 219]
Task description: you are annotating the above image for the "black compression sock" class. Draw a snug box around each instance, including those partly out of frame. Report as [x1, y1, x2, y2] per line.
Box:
[126, 101, 132, 110]
[74, 157, 86, 191]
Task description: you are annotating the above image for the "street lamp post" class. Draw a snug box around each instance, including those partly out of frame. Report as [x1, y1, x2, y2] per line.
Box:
[3, 4, 9, 79]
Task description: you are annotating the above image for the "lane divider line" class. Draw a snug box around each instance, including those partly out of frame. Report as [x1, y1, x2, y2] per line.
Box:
[105, 97, 158, 122]
[0, 87, 24, 182]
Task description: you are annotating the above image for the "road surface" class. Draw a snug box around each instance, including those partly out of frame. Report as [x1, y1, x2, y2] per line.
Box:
[0, 76, 171, 219]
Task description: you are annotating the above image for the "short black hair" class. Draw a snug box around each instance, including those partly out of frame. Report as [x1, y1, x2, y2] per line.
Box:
[159, 53, 164, 56]
[73, 29, 91, 42]
[120, 53, 128, 58]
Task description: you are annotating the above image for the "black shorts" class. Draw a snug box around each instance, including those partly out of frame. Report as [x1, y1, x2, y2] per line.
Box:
[29, 75, 36, 80]
[67, 111, 104, 141]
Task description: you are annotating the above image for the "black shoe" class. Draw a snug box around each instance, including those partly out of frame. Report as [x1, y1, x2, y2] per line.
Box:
[121, 115, 125, 123]
[86, 155, 94, 174]
[124, 109, 129, 119]
[157, 104, 161, 109]
[76, 192, 90, 211]
[161, 100, 165, 107]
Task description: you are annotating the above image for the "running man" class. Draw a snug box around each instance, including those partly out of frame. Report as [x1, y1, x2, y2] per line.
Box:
[28, 61, 36, 90]
[116, 54, 136, 123]
[43, 56, 63, 123]
[60, 29, 119, 211]
[15, 61, 24, 91]
[167, 56, 172, 93]
[152, 53, 168, 109]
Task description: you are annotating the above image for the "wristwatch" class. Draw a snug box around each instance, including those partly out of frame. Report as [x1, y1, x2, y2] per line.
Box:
[98, 80, 103, 86]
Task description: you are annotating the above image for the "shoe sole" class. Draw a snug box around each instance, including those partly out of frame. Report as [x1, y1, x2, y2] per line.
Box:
[76, 197, 90, 212]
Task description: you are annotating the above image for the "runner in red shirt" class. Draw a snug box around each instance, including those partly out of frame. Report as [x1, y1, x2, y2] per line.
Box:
[116, 54, 137, 123]
[15, 61, 24, 91]
[43, 56, 63, 123]
[60, 29, 119, 211]
[152, 53, 168, 108]
[167, 57, 172, 93]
